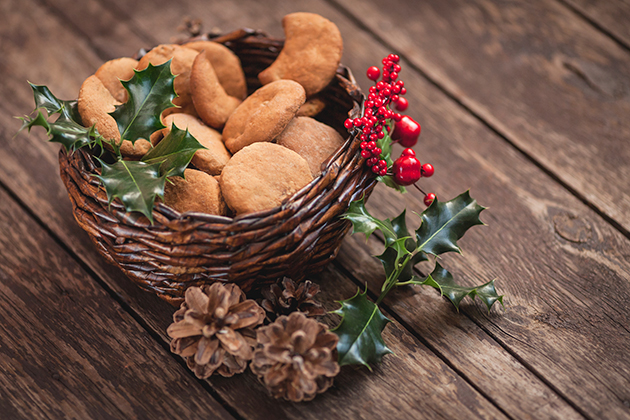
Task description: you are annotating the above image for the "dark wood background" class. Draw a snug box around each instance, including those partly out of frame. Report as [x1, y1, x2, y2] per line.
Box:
[1, 0, 629, 418]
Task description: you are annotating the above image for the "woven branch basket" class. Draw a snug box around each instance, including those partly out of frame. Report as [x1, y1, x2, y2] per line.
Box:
[58, 28, 375, 306]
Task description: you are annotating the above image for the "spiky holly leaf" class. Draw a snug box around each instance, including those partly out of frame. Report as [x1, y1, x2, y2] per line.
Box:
[19, 109, 102, 152]
[332, 288, 392, 368]
[142, 124, 206, 178]
[18, 84, 101, 152]
[109, 61, 176, 145]
[95, 159, 166, 223]
[415, 190, 485, 256]
[28, 82, 80, 121]
[419, 263, 503, 311]
[342, 197, 406, 246]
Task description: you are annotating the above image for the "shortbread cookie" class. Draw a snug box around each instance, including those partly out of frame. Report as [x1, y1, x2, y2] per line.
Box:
[297, 96, 326, 117]
[95, 57, 138, 103]
[164, 168, 226, 215]
[183, 40, 247, 99]
[275, 117, 345, 176]
[222, 80, 305, 154]
[190, 51, 242, 129]
[258, 13, 343, 97]
[220, 142, 313, 215]
[78, 75, 151, 159]
[163, 113, 231, 175]
[136, 44, 199, 115]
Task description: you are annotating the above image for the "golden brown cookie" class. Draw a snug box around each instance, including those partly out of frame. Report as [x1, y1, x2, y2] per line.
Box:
[164, 168, 226, 215]
[95, 57, 138, 103]
[78, 75, 151, 159]
[163, 113, 231, 175]
[275, 117, 345, 176]
[183, 41, 247, 99]
[220, 142, 313, 215]
[258, 13, 343, 97]
[222, 80, 305, 154]
[190, 51, 242, 130]
[296, 96, 326, 117]
[136, 44, 199, 115]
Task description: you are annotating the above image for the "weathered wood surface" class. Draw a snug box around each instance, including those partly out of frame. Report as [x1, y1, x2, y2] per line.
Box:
[0, 189, 235, 419]
[1, 0, 629, 418]
[333, 0, 630, 235]
[562, 0, 630, 48]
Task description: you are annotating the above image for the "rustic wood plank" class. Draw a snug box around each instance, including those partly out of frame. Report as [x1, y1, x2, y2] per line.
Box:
[560, 0, 630, 49]
[0, 0, 514, 418]
[0, 191, 235, 419]
[331, 0, 630, 235]
[76, 0, 630, 418]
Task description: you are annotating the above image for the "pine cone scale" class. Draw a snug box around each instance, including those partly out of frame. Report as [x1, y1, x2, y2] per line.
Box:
[194, 336, 220, 365]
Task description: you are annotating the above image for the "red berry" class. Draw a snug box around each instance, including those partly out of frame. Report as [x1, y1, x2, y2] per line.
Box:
[377, 130, 385, 139]
[382, 88, 391, 97]
[390, 72, 398, 80]
[366, 141, 376, 150]
[379, 168, 388, 176]
[400, 87, 407, 95]
[369, 133, 378, 141]
[367, 157, 378, 166]
[361, 150, 372, 158]
[353, 119, 363, 127]
[360, 141, 368, 149]
[401, 148, 416, 157]
[397, 80, 405, 87]
[391, 115, 421, 147]
[422, 163, 434, 177]
[367, 66, 381, 81]
[369, 86, 377, 94]
[424, 193, 437, 207]
[395, 97, 409, 111]
[393, 64, 401, 72]
[344, 119, 354, 129]
[373, 147, 382, 156]
[372, 165, 381, 174]
[392, 85, 401, 94]
[392, 153, 422, 186]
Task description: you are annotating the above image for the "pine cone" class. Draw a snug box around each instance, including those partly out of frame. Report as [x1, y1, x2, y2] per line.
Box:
[251, 312, 340, 402]
[261, 278, 325, 321]
[167, 283, 265, 378]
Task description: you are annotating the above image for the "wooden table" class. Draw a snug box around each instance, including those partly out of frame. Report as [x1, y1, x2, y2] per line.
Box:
[2, 0, 629, 418]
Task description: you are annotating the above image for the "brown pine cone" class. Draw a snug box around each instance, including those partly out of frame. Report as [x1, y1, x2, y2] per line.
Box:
[167, 283, 265, 378]
[261, 278, 325, 321]
[251, 312, 340, 402]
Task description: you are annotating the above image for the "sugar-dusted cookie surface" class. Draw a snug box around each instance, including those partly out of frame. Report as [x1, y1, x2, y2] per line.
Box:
[275, 117, 345, 176]
[258, 13, 343, 97]
[78, 75, 151, 159]
[220, 142, 313, 215]
[95, 57, 138, 103]
[164, 168, 226, 215]
[162, 113, 231, 175]
[184, 41, 247, 100]
[136, 44, 199, 116]
[222, 80, 305, 154]
[190, 50, 242, 129]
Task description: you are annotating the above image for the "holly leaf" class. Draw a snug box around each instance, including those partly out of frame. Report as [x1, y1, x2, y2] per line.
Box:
[342, 197, 399, 246]
[18, 109, 102, 152]
[28, 82, 80, 120]
[415, 190, 485, 256]
[375, 128, 406, 193]
[142, 124, 206, 178]
[419, 263, 504, 311]
[109, 61, 176, 144]
[332, 288, 393, 368]
[95, 159, 166, 223]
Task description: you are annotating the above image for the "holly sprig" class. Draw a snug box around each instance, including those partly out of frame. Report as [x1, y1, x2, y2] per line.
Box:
[18, 61, 205, 223]
[333, 55, 503, 369]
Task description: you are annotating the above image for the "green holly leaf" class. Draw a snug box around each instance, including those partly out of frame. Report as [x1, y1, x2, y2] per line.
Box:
[28, 82, 80, 121]
[342, 197, 400, 246]
[18, 109, 102, 152]
[418, 263, 503, 311]
[95, 159, 166, 223]
[415, 190, 485, 256]
[142, 124, 206, 178]
[375, 129, 406, 193]
[110, 61, 176, 145]
[332, 288, 393, 368]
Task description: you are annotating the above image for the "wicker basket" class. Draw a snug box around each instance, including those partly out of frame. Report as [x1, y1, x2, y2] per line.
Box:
[58, 28, 375, 306]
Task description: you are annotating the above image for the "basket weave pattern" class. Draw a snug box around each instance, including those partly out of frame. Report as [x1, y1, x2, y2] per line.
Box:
[58, 29, 375, 306]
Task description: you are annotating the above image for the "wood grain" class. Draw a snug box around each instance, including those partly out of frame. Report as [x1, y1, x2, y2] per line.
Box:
[0, 0, 515, 418]
[332, 0, 630, 235]
[0, 191, 235, 419]
[562, 0, 630, 49]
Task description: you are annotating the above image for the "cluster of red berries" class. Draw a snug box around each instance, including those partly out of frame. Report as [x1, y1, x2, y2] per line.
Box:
[344, 54, 437, 206]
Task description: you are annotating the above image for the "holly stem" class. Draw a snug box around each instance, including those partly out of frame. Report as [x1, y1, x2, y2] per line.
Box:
[412, 182, 427, 196]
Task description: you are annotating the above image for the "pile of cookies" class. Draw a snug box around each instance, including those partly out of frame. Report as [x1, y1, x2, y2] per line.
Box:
[77, 12, 345, 216]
